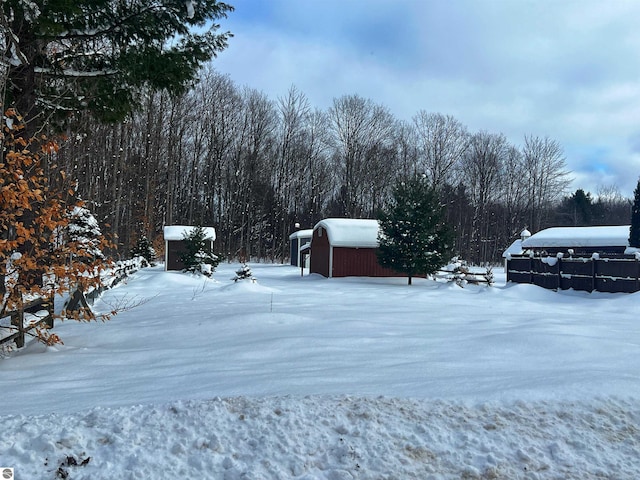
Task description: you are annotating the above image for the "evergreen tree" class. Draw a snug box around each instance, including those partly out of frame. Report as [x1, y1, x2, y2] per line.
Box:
[232, 264, 256, 282]
[557, 189, 598, 226]
[629, 179, 640, 248]
[66, 206, 106, 261]
[1, 0, 234, 131]
[377, 176, 454, 285]
[180, 226, 219, 276]
[131, 235, 156, 266]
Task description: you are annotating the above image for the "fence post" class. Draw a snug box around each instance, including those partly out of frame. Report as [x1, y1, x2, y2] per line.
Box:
[557, 256, 562, 290]
[10, 306, 25, 349]
[591, 258, 596, 293]
[529, 256, 533, 285]
[46, 294, 54, 328]
[65, 285, 90, 312]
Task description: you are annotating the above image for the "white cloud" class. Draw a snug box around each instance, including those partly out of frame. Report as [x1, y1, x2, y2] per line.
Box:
[215, 0, 640, 196]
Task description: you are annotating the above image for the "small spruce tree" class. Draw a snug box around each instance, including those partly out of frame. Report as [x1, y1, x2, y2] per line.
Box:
[66, 205, 106, 261]
[131, 235, 156, 266]
[629, 179, 640, 248]
[180, 226, 219, 276]
[377, 176, 454, 285]
[232, 264, 256, 282]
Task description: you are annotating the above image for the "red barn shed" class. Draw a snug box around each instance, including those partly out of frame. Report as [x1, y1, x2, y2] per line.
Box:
[309, 218, 399, 278]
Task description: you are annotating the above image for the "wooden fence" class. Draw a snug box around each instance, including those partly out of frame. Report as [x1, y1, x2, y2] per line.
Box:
[65, 258, 143, 310]
[0, 297, 54, 348]
[507, 254, 640, 293]
[435, 267, 494, 285]
[1, 258, 145, 349]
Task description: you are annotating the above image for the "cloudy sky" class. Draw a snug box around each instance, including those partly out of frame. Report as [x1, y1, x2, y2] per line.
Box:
[213, 0, 640, 198]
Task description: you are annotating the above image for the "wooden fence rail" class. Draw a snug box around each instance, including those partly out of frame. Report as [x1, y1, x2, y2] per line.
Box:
[0, 297, 54, 348]
[435, 267, 494, 285]
[507, 254, 640, 293]
[65, 258, 143, 311]
[1, 258, 145, 349]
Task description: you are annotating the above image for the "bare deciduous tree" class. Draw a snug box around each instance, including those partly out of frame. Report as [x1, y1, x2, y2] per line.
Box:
[522, 135, 572, 232]
[499, 145, 529, 241]
[462, 131, 508, 263]
[413, 111, 469, 190]
[328, 94, 396, 217]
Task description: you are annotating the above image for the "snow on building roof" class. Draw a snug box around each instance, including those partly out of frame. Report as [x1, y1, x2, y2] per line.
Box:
[502, 239, 523, 258]
[314, 218, 380, 248]
[163, 225, 216, 241]
[300, 241, 311, 252]
[521, 225, 630, 249]
[289, 229, 313, 240]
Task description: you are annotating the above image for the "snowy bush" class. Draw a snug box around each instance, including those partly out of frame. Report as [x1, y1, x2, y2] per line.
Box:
[131, 235, 156, 266]
[180, 226, 219, 277]
[66, 206, 106, 261]
[232, 264, 256, 283]
[0, 341, 17, 359]
[444, 257, 494, 287]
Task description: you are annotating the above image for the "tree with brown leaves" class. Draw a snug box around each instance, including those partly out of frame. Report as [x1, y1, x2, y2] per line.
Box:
[1, 109, 111, 346]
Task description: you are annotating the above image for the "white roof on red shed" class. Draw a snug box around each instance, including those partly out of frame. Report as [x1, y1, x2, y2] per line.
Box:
[522, 225, 630, 248]
[314, 218, 380, 248]
[163, 225, 216, 241]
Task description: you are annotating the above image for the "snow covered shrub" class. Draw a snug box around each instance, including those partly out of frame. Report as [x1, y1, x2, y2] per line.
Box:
[66, 205, 106, 261]
[445, 257, 494, 287]
[0, 341, 17, 359]
[180, 226, 219, 276]
[482, 266, 494, 286]
[448, 257, 470, 286]
[130, 235, 156, 266]
[232, 264, 256, 283]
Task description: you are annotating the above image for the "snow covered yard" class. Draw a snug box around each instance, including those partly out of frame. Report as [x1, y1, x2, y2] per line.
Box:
[2, 263, 640, 479]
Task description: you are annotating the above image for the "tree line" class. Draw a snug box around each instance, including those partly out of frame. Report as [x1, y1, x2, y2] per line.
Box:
[54, 67, 631, 265]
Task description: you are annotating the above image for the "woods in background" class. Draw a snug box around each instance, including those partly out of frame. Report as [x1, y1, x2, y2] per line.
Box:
[55, 69, 631, 265]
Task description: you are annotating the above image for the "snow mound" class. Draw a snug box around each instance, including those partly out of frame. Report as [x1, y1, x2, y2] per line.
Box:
[130, 269, 219, 290]
[219, 279, 279, 294]
[2, 396, 638, 479]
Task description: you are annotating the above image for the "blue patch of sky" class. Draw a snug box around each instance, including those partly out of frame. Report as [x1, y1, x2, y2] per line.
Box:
[226, 0, 277, 24]
[570, 145, 612, 174]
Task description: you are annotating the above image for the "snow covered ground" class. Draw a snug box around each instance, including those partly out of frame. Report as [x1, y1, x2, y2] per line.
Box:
[2, 263, 640, 479]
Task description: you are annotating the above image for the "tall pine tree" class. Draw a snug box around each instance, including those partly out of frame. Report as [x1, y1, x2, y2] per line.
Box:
[377, 176, 454, 285]
[629, 179, 640, 248]
[2, 1, 234, 131]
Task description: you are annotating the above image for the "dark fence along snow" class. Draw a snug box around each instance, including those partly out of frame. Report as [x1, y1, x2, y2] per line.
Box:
[507, 254, 640, 293]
